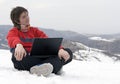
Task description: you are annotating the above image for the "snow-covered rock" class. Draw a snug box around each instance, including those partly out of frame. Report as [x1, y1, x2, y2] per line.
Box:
[72, 42, 116, 62]
[74, 49, 114, 62]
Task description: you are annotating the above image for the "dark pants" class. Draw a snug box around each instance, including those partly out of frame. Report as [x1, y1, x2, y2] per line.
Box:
[11, 48, 73, 74]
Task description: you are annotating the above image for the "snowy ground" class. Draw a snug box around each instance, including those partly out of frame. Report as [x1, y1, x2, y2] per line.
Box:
[0, 49, 120, 84]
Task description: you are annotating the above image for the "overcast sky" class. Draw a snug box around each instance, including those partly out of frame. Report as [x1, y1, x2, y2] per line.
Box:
[0, 0, 120, 34]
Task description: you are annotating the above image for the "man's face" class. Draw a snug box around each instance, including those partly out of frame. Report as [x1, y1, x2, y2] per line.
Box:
[19, 11, 30, 26]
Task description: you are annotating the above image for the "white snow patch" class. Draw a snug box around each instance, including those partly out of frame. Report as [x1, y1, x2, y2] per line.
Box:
[89, 37, 115, 42]
[1, 44, 9, 48]
[74, 49, 114, 62]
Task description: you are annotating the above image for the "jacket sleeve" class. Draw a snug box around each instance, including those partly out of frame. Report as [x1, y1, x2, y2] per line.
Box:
[34, 28, 64, 49]
[6, 29, 23, 48]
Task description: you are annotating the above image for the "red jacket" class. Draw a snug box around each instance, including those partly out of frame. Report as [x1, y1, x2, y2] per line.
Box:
[6, 27, 63, 53]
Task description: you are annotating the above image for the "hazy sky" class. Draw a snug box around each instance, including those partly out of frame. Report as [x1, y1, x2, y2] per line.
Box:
[0, 0, 120, 34]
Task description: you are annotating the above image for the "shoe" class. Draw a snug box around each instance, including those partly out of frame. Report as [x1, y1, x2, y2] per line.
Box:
[30, 63, 53, 77]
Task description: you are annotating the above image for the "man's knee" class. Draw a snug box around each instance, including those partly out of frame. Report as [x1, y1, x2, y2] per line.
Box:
[63, 48, 73, 62]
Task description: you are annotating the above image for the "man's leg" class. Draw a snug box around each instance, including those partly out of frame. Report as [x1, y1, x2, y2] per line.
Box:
[11, 52, 44, 71]
[11, 48, 73, 75]
[62, 48, 73, 65]
[42, 48, 73, 74]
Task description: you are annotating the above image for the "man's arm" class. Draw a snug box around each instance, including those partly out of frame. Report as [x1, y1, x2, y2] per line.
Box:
[6, 29, 23, 48]
[6, 29, 26, 61]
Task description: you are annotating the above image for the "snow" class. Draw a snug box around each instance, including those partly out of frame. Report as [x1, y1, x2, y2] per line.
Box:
[73, 42, 115, 62]
[0, 49, 120, 84]
[89, 37, 115, 42]
[74, 49, 115, 62]
[1, 44, 9, 48]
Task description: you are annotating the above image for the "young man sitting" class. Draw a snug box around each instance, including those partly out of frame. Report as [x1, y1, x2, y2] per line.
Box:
[6, 6, 73, 77]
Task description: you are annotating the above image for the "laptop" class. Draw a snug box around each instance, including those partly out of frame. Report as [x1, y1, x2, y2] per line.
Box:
[30, 38, 63, 58]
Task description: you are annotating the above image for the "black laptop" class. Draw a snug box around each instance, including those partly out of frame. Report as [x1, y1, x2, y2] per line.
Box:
[30, 38, 63, 58]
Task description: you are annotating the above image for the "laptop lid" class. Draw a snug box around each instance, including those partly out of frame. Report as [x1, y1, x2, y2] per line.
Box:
[30, 38, 63, 57]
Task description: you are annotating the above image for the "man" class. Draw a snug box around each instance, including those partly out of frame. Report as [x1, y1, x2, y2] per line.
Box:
[6, 6, 73, 77]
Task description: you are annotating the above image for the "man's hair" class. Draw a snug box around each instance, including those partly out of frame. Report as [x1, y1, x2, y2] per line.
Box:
[10, 6, 28, 30]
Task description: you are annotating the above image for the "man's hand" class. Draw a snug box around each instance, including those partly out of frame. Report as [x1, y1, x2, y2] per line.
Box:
[14, 44, 27, 61]
[58, 49, 70, 62]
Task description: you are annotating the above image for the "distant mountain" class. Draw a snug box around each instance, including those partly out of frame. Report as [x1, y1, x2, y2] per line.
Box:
[73, 42, 120, 62]
[0, 25, 120, 56]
